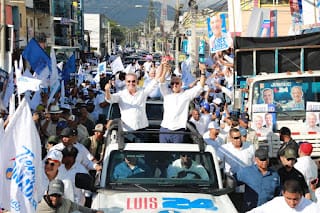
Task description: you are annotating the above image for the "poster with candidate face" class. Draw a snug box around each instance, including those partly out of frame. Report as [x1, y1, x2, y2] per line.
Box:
[207, 13, 233, 53]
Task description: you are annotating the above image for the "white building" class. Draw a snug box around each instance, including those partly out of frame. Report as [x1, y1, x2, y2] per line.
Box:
[84, 13, 107, 56]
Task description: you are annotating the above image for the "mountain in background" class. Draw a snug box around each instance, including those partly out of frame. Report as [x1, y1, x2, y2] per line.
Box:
[83, 0, 176, 27]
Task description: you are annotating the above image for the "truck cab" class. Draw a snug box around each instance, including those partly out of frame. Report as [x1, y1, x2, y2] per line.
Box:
[76, 121, 237, 212]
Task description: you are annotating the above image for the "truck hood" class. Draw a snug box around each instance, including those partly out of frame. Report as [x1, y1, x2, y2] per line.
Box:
[91, 191, 237, 213]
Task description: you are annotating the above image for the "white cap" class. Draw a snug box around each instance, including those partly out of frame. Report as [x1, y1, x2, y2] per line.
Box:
[213, 98, 222, 105]
[45, 150, 63, 162]
[208, 121, 220, 130]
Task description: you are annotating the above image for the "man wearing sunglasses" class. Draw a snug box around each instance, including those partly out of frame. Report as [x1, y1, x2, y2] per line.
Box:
[39, 150, 74, 202]
[105, 71, 162, 132]
[235, 148, 281, 212]
[158, 62, 206, 143]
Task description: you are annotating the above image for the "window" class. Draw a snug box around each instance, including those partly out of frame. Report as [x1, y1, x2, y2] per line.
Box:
[107, 151, 218, 190]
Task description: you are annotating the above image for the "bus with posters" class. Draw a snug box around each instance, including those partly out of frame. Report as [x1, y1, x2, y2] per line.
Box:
[234, 32, 320, 158]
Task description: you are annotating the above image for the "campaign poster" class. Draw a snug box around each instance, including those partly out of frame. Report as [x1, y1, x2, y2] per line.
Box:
[289, 0, 303, 32]
[207, 13, 233, 54]
[252, 112, 276, 136]
[305, 112, 320, 133]
[253, 81, 305, 111]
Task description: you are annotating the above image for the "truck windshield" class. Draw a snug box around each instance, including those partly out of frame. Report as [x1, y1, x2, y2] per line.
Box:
[252, 76, 320, 116]
[107, 151, 218, 188]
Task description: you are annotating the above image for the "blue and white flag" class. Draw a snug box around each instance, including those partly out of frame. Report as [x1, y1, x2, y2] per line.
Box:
[0, 98, 42, 212]
[22, 38, 51, 75]
[16, 76, 42, 95]
[62, 54, 76, 82]
[2, 65, 14, 108]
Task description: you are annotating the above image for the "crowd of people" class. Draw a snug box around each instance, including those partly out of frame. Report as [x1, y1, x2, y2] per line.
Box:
[1, 46, 320, 212]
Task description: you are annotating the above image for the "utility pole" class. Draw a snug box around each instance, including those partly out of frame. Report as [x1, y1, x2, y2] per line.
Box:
[0, 0, 6, 69]
[107, 21, 111, 55]
[188, 0, 198, 77]
[174, 0, 180, 70]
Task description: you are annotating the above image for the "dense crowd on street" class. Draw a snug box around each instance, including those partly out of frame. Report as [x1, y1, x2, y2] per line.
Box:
[1, 47, 320, 212]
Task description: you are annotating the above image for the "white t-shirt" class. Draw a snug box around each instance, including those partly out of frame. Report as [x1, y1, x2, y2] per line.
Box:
[248, 196, 320, 213]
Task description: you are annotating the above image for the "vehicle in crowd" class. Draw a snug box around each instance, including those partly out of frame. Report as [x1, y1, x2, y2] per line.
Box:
[234, 32, 320, 159]
[76, 120, 237, 212]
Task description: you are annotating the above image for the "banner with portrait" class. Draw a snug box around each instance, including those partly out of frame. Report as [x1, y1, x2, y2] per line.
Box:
[207, 13, 233, 54]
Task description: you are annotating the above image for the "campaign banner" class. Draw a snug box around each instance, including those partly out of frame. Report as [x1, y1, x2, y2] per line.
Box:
[207, 14, 233, 53]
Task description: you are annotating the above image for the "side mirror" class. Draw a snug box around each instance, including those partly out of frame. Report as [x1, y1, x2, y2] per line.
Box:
[75, 173, 95, 191]
[224, 173, 237, 190]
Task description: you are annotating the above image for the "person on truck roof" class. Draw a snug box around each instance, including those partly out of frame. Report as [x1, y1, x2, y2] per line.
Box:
[104, 70, 162, 131]
[158, 61, 206, 143]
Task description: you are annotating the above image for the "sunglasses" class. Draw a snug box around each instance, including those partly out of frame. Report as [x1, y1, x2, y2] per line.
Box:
[232, 136, 241, 140]
[127, 80, 136, 83]
[45, 160, 56, 167]
[170, 82, 180, 86]
[287, 158, 296, 161]
[50, 194, 62, 198]
[181, 154, 192, 157]
[258, 158, 268, 161]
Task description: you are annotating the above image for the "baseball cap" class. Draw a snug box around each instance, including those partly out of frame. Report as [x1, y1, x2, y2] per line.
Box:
[299, 142, 313, 155]
[93, 123, 104, 132]
[255, 148, 269, 160]
[279, 127, 291, 136]
[208, 121, 220, 130]
[48, 179, 64, 196]
[283, 147, 297, 159]
[60, 127, 78, 137]
[45, 150, 63, 163]
[47, 136, 60, 145]
[239, 112, 250, 123]
[239, 128, 247, 136]
[201, 102, 210, 112]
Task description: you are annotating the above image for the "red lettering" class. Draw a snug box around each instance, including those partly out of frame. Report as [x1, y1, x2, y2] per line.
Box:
[149, 197, 158, 209]
[134, 198, 142, 209]
[127, 198, 133, 209]
[126, 197, 158, 210]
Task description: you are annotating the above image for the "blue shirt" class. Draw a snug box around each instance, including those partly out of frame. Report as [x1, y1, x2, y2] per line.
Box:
[236, 164, 280, 211]
[113, 161, 146, 179]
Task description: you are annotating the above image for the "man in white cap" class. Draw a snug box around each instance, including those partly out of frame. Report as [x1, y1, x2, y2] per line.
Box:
[37, 179, 103, 213]
[203, 121, 223, 149]
[39, 150, 74, 202]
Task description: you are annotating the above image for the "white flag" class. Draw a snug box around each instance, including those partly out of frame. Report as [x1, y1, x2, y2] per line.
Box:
[110, 56, 124, 74]
[50, 48, 60, 87]
[0, 98, 42, 212]
[17, 76, 42, 94]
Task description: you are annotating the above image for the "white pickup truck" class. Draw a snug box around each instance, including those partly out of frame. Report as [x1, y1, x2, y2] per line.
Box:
[76, 120, 237, 212]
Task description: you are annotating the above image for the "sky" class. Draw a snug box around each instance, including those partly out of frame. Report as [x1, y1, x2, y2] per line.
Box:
[154, 0, 220, 10]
